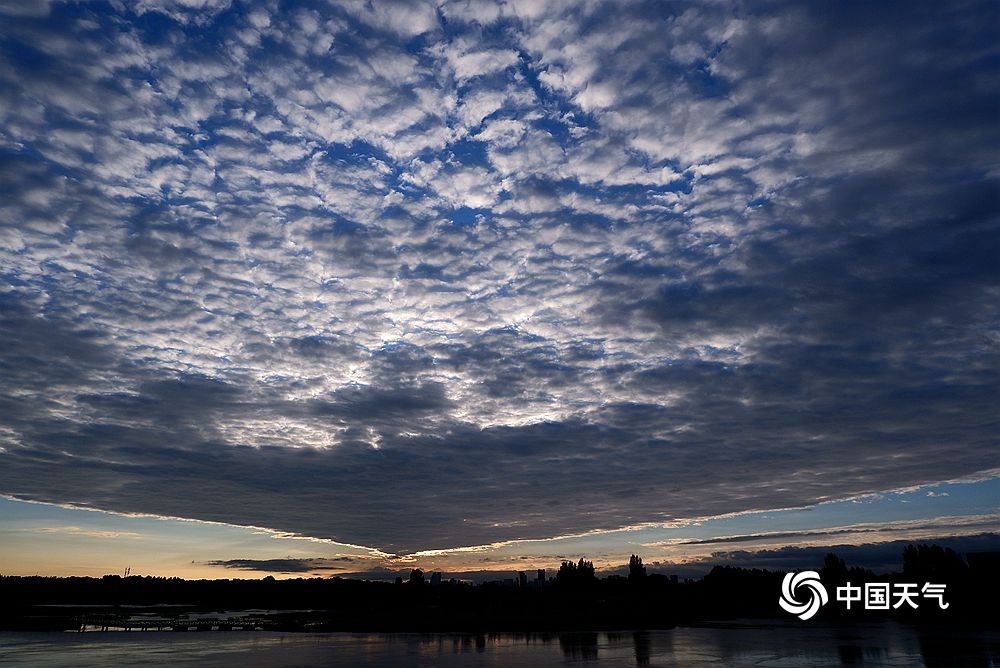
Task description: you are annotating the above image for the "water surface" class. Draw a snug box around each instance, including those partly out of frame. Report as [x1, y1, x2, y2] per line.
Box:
[1, 622, 996, 667]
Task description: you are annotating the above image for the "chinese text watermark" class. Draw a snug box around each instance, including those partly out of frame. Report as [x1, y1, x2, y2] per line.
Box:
[779, 571, 949, 620]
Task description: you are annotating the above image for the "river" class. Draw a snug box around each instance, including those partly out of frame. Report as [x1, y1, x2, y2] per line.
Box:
[1, 621, 997, 666]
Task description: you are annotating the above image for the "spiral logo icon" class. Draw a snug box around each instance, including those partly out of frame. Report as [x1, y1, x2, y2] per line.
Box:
[779, 570, 828, 620]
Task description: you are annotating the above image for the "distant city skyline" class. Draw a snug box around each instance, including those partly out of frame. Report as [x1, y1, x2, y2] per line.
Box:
[1, 0, 998, 579]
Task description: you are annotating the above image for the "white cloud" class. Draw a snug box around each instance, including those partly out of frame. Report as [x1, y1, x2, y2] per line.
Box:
[442, 43, 520, 84]
[338, 0, 440, 37]
[0, 0, 50, 17]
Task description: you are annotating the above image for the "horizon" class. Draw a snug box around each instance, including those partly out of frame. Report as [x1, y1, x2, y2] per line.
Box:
[3, 530, 996, 584]
[5, 482, 1000, 581]
[1, 1, 998, 584]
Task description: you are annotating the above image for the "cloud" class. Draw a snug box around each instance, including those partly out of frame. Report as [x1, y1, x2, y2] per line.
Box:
[656, 532, 1000, 578]
[131, 0, 234, 25]
[206, 557, 359, 574]
[0, 0, 51, 17]
[0, 0, 997, 555]
[32, 526, 144, 540]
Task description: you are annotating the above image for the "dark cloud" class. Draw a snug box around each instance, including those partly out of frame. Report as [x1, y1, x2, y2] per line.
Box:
[651, 533, 1000, 579]
[0, 0, 996, 555]
[206, 557, 358, 574]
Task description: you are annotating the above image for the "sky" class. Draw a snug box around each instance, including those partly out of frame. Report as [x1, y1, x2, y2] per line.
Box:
[1, 0, 998, 580]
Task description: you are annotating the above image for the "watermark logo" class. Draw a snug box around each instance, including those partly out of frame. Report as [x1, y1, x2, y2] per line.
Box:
[780, 572, 950, 619]
[835, 582, 949, 610]
[779, 570, 828, 620]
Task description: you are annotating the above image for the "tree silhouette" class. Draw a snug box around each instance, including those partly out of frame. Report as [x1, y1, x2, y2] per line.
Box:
[556, 558, 596, 584]
[820, 552, 848, 581]
[903, 544, 967, 580]
[628, 555, 647, 581]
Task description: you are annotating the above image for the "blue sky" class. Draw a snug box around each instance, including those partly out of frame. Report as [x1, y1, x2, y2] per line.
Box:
[1, 0, 998, 578]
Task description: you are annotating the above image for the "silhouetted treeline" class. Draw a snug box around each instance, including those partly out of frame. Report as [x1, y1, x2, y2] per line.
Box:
[0, 573, 677, 632]
[2, 544, 997, 632]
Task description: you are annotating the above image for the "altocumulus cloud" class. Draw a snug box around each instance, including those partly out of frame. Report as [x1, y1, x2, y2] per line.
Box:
[0, 0, 997, 554]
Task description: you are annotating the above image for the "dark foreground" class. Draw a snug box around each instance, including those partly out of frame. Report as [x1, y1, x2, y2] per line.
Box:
[9, 574, 681, 632]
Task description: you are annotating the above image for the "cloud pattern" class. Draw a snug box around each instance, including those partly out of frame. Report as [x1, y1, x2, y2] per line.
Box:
[1, 0, 998, 553]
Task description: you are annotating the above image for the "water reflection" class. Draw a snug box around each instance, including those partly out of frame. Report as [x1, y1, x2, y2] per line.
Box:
[633, 631, 651, 665]
[559, 632, 598, 660]
[832, 626, 884, 664]
[1, 622, 998, 667]
[919, 630, 995, 668]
